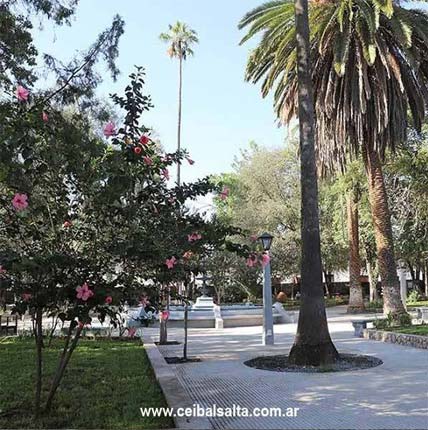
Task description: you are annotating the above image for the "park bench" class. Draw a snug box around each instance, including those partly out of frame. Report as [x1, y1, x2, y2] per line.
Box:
[351, 318, 379, 337]
[416, 307, 428, 322]
[0, 314, 18, 335]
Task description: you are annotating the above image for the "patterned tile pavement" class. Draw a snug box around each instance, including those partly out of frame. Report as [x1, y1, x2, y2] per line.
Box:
[150, 307, 428, 429]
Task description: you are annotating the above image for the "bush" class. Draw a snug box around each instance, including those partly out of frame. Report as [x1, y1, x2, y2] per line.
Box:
[406, 290, 421, 304]
[366, 300, 383, 310]
[373, 311, 412, 329]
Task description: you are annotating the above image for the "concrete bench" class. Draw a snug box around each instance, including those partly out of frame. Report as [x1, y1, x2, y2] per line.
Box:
[351, 319, 378, 337]
[416, 307, 428, 322]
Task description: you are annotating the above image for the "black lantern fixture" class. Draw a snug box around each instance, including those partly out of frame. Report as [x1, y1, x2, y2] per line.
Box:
[258, 232, 274, 251]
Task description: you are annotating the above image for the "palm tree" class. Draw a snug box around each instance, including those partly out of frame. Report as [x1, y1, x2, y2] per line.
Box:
[160, 22, 199, 186]
[239, 0, 428, 321]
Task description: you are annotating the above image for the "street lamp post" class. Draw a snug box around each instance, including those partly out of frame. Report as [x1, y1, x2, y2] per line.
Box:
[259, 232, 274, 346]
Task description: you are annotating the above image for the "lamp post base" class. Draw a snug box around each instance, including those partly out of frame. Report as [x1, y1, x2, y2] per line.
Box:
[263, 328, 274, 346]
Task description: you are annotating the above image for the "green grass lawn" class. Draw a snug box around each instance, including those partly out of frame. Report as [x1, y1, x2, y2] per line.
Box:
[0, 337, 174, 429]
[385, 325, 428, 336]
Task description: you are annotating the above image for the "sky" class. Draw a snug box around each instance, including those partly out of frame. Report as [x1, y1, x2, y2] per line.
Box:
[32, 0, 287, 185]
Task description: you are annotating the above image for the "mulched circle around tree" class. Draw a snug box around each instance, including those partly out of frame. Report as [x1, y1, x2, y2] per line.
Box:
[164, 356, 201, 364]
[155, 341, 182, 346]
[244, 354, 382, 373]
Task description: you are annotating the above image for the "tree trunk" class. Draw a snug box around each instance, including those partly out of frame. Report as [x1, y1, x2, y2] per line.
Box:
[177, 51, 183, 186]
[34, 308, 43, 417]
[183, 304, 188, 361]
[363, 145, 407, 319]
[45, 325, 82, 412]
[367, 259, 379, 302]
[288, 0, 338, 366]
[347, 193, 365, 312]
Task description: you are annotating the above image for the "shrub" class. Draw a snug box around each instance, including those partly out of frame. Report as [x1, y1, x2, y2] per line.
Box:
[406, 290, 421, 304]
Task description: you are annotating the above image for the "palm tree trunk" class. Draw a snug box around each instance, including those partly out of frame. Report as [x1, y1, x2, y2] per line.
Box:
[363, 144, 407, 319]
[367, 259, 379, 302]
[177, 52, 183, 186]
[288, 0, 338, 366]
[347, 193, 365, 312]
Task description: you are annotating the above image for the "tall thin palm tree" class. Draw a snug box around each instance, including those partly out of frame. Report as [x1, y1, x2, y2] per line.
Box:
[239, 0, 428, 321]
[160, 22, 199, 186]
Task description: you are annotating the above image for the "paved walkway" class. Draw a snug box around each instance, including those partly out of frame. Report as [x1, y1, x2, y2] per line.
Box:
[146, 307, 428, 429]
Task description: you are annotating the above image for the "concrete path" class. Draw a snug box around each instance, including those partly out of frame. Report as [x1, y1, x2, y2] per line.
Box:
[146, 306, 428, 430]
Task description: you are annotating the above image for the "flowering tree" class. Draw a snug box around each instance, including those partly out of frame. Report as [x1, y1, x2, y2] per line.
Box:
[0, 67, 225, 416]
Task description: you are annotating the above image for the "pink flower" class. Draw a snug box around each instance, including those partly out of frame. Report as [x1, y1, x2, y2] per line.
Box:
[219, 186, 229, 201]
[103, 122, 116, 137]
[105, 296, 113, 304]
[246, 254, 257, 268]
[183, 250, 193, 260]
[161, 155, 172, 163]
[127, 327, 137, 337]
[250, 234, 258, 242]
[160, 310, 170, 321]
[16, 85, 29, 102]
[186, 157, 195, 165]
[42, 111, 49, 122]
[140, 296, 150, 307]
[261, 253, 271, 268]
[140, 135, 150, 145]
[143, 156, 153, 166]
[187, 233, 202, 243]
[12, 193, 28, 211]
[161, 168, 170, 180]
[22, 293, 32, 302]
[78, 321, 90, 329]
[63, 220, 72, 228]
[76, 282, 94, 301]
[0, 266, 6, 276]
[134, 146, 142, 155]
[165, 256, 177, 269]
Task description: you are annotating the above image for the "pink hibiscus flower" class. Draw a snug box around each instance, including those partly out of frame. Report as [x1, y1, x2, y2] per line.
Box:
[219, 186, 229, 200]
[160, 310, 170, 321]
[127, 327, 137, 337]
[246, 254, 257, 268]
[12, 193, 28, 211]
[42, 111, 49, 123]
[188, 233, 202, 243]
[76, 282, 94, 301]
[22, 293, 32, 302]
[103, 122, 116, 137]
[63, 220, 72, 228]
[261, 253, 271, 268]
[134, 146, 142, 155]
[161, 168, 170, 180]
[165, 256, 177, 269]
[105, 296, 113, 304]
[140, 296, 150, 307]
[140, 135, 150, 145]
[16, 85, 29, 102]
[186, 157, 195, 165]
[143, 156, 153, 166]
